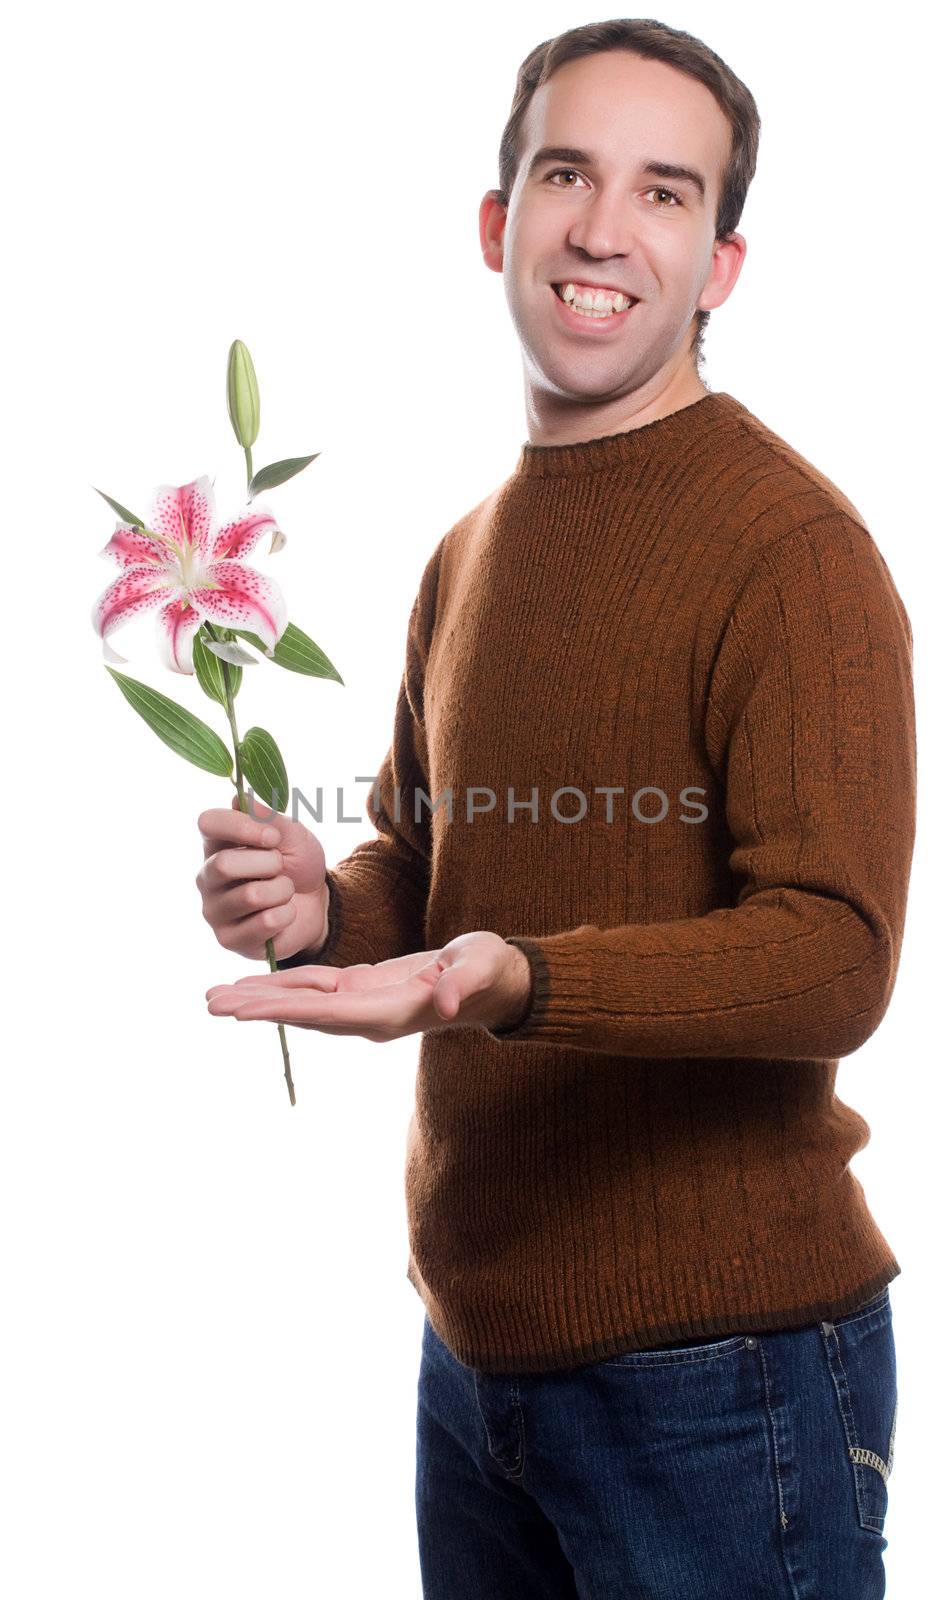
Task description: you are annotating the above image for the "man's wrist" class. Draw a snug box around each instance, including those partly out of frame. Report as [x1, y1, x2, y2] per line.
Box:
[492, 942, 534, 1031]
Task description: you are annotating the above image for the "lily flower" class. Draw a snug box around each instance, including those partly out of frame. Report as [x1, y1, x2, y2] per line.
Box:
[91, 474, 288, 673]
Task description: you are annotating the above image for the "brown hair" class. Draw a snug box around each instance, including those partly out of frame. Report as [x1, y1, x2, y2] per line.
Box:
[490, 18, 761, 367]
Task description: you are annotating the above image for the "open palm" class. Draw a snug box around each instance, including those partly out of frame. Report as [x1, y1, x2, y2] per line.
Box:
[205, 931, 531, 1041]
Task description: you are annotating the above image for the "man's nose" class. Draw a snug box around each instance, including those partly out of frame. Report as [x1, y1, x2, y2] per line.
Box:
[566, 187, 638, 261]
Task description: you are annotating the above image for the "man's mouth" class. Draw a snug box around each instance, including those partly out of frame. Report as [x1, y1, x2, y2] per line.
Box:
[551, 282, 639, 321]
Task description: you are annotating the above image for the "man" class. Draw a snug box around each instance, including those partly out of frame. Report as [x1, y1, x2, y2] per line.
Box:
[198, 19, 914, 1597]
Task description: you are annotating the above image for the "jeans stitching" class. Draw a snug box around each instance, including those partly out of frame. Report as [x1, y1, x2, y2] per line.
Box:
[888, 1395, 898, 1475]
[757, 1340, 802, 1600]
[601, 1336, 746, 1369]
[819, 1320, 887, 1532]
[480, 1379, 526, 1481]
[830, 1288, 890, 1331]
[849, 1445, 891, 1483]
[507, 1381, 525, 1480]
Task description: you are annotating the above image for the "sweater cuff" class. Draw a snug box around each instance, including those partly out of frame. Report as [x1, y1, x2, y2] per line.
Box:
[485, 936, 553, 1041]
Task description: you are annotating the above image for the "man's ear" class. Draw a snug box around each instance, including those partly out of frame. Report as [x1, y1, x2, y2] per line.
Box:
[478, 190, 507, 274]
[697, 231, 747, 314]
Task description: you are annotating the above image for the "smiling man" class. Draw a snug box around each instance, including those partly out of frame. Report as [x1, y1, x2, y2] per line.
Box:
[202, 18, 914, 1597]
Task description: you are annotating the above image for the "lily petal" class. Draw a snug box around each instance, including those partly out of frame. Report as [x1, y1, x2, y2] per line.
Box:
[209, 504, 281, 563]
[269, 527, 287, 554]
[102, 637, 130, 664]
[147, 475, 217, 562]
[92, 563, 178, 643]
[204, 639, 259, 665]
[99, 520, 173, 569]
[188, 560, 288, 654]
[156, 598, 203, 674]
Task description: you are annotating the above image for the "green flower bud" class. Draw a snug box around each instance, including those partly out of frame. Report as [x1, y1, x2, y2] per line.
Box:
[226, 339, 260, 449]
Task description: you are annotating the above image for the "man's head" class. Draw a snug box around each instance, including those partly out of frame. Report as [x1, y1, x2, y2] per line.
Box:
[479, 19, 760, 425]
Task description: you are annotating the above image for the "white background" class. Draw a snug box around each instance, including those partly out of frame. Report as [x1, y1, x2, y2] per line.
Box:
[3, 0, 942, 1593]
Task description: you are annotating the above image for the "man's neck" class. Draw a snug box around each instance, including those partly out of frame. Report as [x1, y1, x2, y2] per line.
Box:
[523, 367, 710, 448]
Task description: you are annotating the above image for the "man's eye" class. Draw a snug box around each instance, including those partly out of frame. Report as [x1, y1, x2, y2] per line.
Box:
[647, 186, 684, 207]
[545, 170, 684, 207]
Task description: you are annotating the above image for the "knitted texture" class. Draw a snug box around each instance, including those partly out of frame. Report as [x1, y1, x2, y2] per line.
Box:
[280, 391, 916, 1374]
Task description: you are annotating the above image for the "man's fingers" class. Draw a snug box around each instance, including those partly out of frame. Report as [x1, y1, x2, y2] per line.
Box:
[204, 874, 295, 922]
[208, 966, 341, 992]
[200, 845, 283, 888]
[198, 806, 282, 858]
[206, 978, 424, 1030]
[215, 905, 298, 954]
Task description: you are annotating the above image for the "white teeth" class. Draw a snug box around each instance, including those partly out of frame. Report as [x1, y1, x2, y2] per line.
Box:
[558, 282, 632, 316]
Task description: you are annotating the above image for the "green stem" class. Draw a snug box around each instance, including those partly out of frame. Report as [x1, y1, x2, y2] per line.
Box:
[205, 615, 296, 1108]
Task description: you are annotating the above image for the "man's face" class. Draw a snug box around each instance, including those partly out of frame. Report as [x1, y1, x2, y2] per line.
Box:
[480, 51, 744, 406]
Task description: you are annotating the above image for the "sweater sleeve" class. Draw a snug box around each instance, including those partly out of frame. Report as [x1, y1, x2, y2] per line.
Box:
[277, 536, 444, 971]
[487, 513, 917, 1058]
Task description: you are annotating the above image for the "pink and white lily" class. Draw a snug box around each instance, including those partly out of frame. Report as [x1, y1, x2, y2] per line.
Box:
[91, 474, 288, 673]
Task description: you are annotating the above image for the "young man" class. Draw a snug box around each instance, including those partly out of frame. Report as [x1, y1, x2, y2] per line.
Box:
[200, 19, 914, 1597]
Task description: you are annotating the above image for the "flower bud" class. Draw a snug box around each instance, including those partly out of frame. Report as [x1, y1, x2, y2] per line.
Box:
[226, 339, 260, 449]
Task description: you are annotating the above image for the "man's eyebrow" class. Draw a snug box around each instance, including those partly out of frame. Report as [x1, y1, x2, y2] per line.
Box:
[526, 145, 706, 200]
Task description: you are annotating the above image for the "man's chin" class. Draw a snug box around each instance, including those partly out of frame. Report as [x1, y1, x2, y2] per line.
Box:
[525, 349, 646, 405]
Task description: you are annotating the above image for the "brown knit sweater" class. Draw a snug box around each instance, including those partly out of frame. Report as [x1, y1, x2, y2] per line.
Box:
[280, 389, 916, 1374]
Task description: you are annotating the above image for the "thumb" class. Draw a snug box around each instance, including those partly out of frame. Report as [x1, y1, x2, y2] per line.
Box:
[431, 964, 463, 1021]
[233, 791, 280, 826]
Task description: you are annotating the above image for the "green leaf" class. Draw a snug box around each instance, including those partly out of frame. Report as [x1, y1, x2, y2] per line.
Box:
[192, 626, 242, 706]
[93, 487, 145, 526]
[105, 668, 233, 776]
[239, 726, 289, 812]
[233, 620, 343, 683]
[248, 453, 321, 495]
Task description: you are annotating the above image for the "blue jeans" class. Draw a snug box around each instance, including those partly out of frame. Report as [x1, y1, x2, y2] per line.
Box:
[415, 1285, 897, 1598]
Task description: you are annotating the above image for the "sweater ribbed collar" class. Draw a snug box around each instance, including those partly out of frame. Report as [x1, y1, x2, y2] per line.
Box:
[514, 389, 741, 479]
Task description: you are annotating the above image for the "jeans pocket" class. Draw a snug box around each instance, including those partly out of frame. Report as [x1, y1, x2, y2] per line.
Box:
[601, 1330, 749, 1368]
[819, 1287, 898, 1535]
